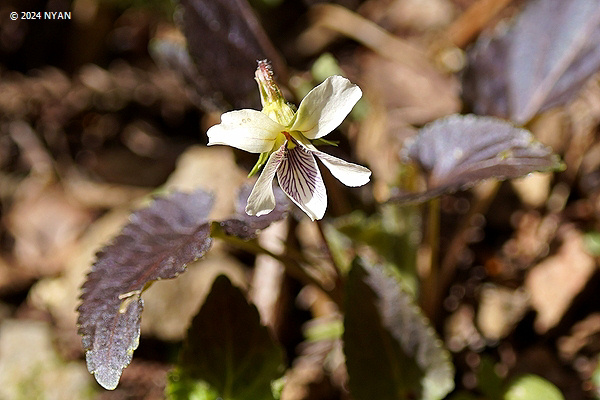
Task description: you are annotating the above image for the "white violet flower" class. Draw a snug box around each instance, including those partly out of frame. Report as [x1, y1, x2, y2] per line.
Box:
[207, 60, 371, 220]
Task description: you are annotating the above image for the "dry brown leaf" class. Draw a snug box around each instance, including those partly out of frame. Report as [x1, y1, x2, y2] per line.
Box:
[444, 304, 485, 353]
[377, 0, 456, 33]
[502, 211, 560, 271]
[558, 313, 600, 361]
[477, 284, 529, 341]
[299, 4, 459, 89]
[250, 219, 287, 328]
[443, 0, 514, 48]
[163, 146, 247, 220]
[360, 54, 460, 126]
[356, 52, 460, 200]
[141, 253, 247, 340]
[5, 183, 93, 275]
[525, 226, 597, 333]
[63, 171, 150, 209]
[557, 313, 600, 386]
[0, 319, 94, 400]
[29, 205, 133, 337]
[281, 320, 346, 400]
[511, 173, 553, 209]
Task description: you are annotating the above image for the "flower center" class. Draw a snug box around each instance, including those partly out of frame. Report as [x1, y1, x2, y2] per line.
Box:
[281, 131, 299, 150]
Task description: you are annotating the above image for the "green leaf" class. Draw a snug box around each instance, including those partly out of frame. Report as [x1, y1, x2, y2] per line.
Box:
[271, 377, 285, 400]
[167, 369, 221, 400]
[448, 392, 478, 400]
[504, 375, 564, 400]
[592, 358, 600, 398]
[303, 318, 343, 342]
[311, 138, 339, 147]
[177, 275, 285, 400]
[333, 206, 420, 292]
[343, 260, 454, 400]
[583, 231, 600, 256]
[477, 356, 503, 400]
[311, 53, 344, 83]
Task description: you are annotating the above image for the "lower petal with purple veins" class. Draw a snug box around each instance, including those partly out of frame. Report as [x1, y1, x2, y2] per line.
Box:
[277, 145, 327, 220]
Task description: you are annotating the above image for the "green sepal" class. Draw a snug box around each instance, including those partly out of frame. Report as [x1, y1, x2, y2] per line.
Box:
[312, 138, 339, 147]
[248, 152, 270, 177]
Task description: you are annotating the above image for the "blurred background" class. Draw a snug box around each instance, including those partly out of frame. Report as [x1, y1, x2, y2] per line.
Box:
[1, 0, 600, 399]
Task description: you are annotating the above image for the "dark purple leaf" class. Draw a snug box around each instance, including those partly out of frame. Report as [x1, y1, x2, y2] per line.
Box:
[462, 32, 510, 119]
[177, 275, 284, 399]
[149, 35, 228, 112]
[344, 260, 454, 400]
[392, 114, 563, 204]
[464, 0, 600, 124]
[218, 185, 289, 240]
[173, 0, 286, 111]
[77, 190, 214, 390]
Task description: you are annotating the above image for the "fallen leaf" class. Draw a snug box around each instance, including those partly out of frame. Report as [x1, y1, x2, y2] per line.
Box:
[525, 226, 596, 333]
[477, 284, 529, 341]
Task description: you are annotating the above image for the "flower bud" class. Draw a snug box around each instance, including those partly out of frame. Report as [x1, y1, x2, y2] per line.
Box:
[255, 60, 295, 126]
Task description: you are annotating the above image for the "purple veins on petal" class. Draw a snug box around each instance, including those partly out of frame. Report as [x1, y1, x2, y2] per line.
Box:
[277, 145, 326, 220]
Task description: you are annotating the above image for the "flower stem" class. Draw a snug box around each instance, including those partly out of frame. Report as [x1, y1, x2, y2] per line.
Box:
[420, 197, 440, 322]
[210, 222, 342, 307]
[315, 219, 344, 290]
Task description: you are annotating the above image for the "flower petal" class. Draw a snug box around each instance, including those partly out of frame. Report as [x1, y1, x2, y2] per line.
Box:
[290, 76, 362, 140]
[277, 145, 327, 220]
[292, 135, 371, 187]
[246, 144, 286, 216]
[313, 149, 372, 187]
[207, 109, 283, 153]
